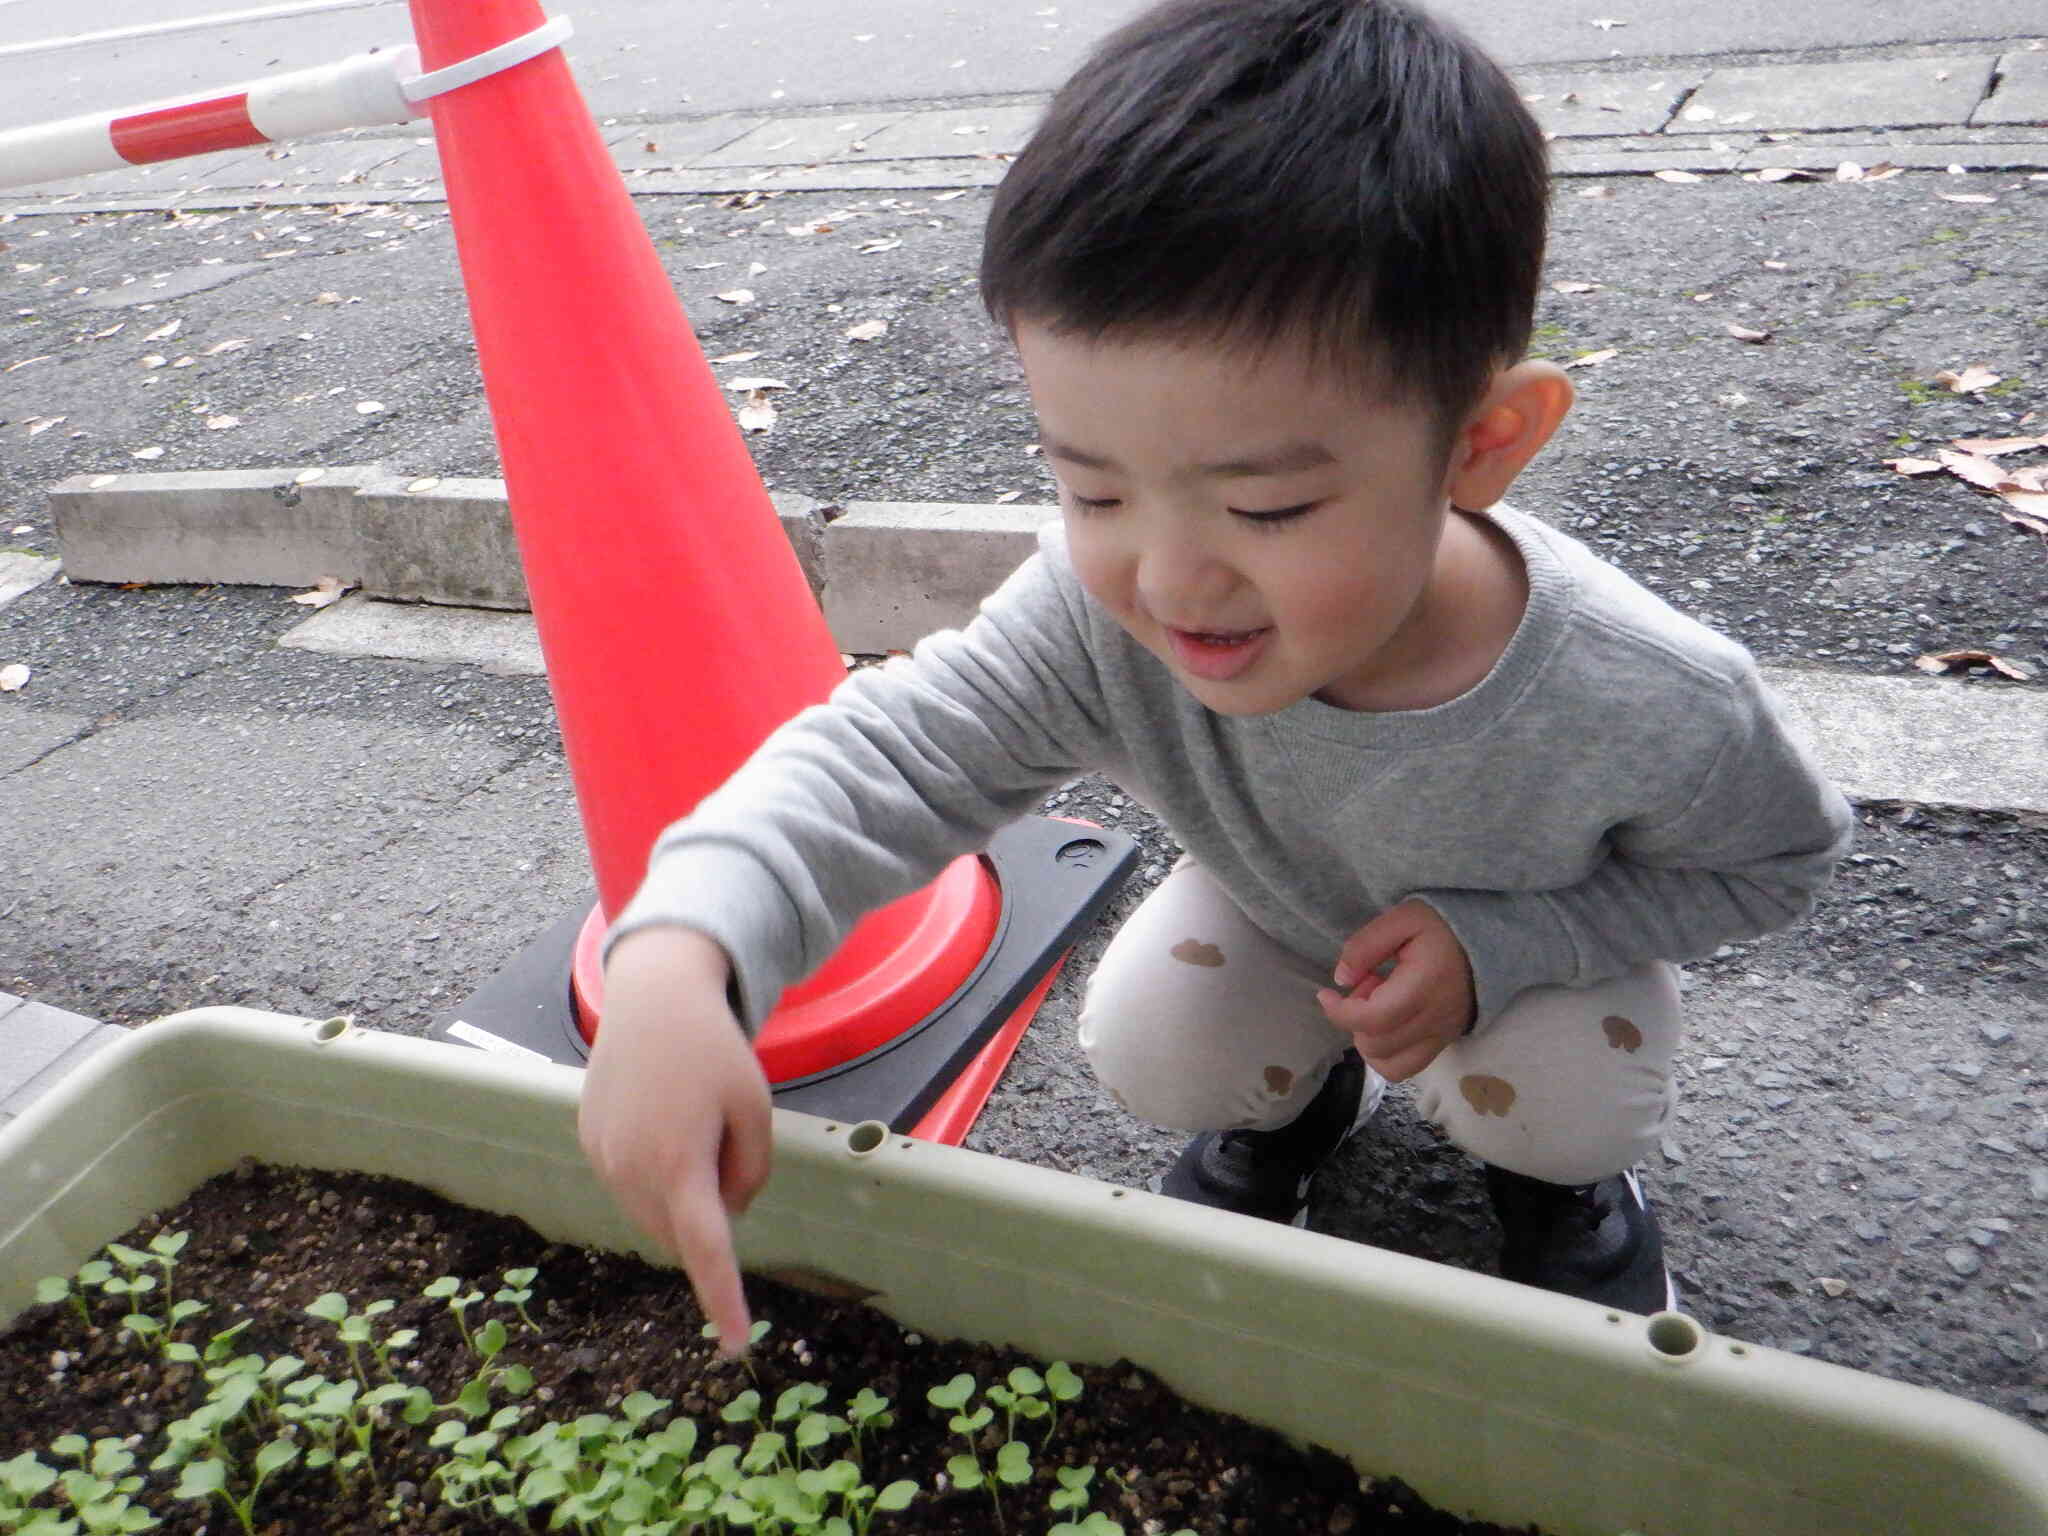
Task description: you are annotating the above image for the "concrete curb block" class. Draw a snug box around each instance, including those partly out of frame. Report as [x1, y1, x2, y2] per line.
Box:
[35, 471, 2048, 815]
[45, 469, 1049, 646]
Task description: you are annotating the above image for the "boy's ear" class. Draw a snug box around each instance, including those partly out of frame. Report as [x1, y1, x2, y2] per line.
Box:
[1443, 361, 1574, 512]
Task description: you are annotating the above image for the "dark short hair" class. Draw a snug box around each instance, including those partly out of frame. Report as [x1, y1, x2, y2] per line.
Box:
[982, 0, 1549, 438]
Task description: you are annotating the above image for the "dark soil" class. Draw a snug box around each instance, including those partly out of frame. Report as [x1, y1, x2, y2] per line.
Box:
[0, 1161, 1538, 1536]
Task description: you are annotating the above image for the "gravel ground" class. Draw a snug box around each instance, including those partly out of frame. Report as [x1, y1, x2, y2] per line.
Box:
[3, 168, 2046, 1432]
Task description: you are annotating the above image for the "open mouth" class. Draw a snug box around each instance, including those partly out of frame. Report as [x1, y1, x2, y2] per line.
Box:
[1165, 624, 1271, 681]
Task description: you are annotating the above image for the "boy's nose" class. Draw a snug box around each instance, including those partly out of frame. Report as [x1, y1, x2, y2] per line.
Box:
[1135, 534, 1233, 615]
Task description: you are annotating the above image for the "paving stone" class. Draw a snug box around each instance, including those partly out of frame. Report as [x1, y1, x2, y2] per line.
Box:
[279, 594, 546, 674]
[691, 112, 911, 168]
[856, 104, 1045, 160]
[0, 993, 125, 1125]
[604, 115, 759, 170]
[1762, 668, 2048, 814]
[1672, 57, 1998, 134]
[1734, 141, 2048, 173]
[1515, 68, 1704, 138]
[1975, 50, 2048, 126]
[0, 554, 59, 612]
[234, 136, 417, 188]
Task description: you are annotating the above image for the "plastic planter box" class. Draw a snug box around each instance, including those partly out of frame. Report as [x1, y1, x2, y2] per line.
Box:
[3, 1009, 2045, 1535]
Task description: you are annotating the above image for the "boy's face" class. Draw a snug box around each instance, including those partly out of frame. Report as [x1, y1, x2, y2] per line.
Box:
[1014, 318, 1460, 716]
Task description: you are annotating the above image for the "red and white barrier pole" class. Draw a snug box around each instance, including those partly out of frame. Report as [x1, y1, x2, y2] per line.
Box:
[0, 17, 570, 190]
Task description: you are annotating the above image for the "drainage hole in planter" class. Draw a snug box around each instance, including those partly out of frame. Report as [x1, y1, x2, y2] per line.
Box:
[1647, 1311, 1705, 1361]
[310, 1016, 350, 1043]
[1729, 1343, 1750, 1358]
[846, 1120, 889, 1154]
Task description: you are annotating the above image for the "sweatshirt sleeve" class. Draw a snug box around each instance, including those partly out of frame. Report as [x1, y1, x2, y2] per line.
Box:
[604, 548, 1113, 1032]
[1416, 667, 1854, 1031]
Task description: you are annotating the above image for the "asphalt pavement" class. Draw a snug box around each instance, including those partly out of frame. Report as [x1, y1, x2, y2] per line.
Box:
[3, 17, 2048, 1447]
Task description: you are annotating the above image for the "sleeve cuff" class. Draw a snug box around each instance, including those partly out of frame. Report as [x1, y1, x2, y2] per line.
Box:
[1410, 889, 1570, 1035]
[603, 841, 807, 1035]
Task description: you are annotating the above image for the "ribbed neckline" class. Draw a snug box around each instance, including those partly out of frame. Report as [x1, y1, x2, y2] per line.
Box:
[1267, 503, 1576, 750]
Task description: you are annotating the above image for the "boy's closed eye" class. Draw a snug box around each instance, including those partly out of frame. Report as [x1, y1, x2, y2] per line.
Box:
[1060, 490, 1320, 525]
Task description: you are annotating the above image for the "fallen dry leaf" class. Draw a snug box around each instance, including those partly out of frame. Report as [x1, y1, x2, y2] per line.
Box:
[710, 350, 763, 364]
[1653, 169, 1704, 184]
[143, 319, 182, 342]
[1883, 457, 1944, 476]
[203, 338, 251, 356]
[857, 238, 903, 255]
[1746, 167, 1817, 183]
[131, 445, 166, 460]
[1934, 364, 2002, 394]
[91, 323, 124, 339]
[1564, 348, 1619, 369]
[0, 663, 28, 692]
[1762, 260, 1791, 270]
[290, 576, 353, 609]
[355, 401, 385, 415]
[140, 355, 167, 369]
[1936, 449, 2016, 491]
[4, 355, 52, 373]
[1578, 186, 1616, 199]
[1864, 162, 1905, 181]
[1952, 435, 2048, 457]
[715, 289, 756, 305]
[994, 490, 1023, 504]
[1590, 16, 1628, 28]
[737, 390, 778, 434]
[1552, 280, 1601, 295]
[1725, 322, 1772, 343]
[1915, 650, 2034, 681]
[724, 376, 789, 392]
[1937, 193, 1997, 204]
[1818, 1277, 1850, 1299]
[204, 415, 240, 431]
[844, 319, 889, 342]
[25, 416, 65, 436]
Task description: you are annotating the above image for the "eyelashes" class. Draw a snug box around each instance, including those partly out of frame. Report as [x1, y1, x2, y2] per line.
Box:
[1061, 491, 1319, 526]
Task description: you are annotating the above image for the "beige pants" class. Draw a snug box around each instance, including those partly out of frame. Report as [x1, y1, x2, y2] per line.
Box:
[1078, 860, 1682, 1186]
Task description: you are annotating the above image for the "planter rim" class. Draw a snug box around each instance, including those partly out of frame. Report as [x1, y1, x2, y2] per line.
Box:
[4, 1007, 2046, 1536]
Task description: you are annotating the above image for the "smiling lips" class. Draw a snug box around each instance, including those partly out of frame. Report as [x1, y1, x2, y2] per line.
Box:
[1165, 623, 1272, 681]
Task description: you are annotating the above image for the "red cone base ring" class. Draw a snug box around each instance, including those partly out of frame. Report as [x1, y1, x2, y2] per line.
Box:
[439, 818, 1140, 1144]
[570, 855, 1000, 1083]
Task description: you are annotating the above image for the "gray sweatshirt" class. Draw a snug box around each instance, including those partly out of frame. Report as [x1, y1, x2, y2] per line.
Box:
[611, 505, 1854, 1034]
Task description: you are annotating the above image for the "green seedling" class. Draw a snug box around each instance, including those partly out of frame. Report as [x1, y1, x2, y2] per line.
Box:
[422, 1275, 487, 1355]
[1041, 1360, 1085, 1444]
[172, 1442, 298, 1536]
[31, 1438, 158, 1535]
[1048, 1463, 1096, 1515]
[304, 1292, 402, 1386]
[493, 1267, 541, 1332]
[1050, 1514, 1126, 1536]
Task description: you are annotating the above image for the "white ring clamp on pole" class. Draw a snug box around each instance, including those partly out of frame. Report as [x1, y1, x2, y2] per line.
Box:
[399, 14, 575, 104]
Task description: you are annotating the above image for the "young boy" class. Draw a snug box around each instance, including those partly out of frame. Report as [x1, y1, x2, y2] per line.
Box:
[579, 0, 1854, 1346]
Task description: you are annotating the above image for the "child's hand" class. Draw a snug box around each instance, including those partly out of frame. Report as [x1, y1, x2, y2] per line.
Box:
[578, 925, 772, 1354]
[1315, 901, 1475, 1082]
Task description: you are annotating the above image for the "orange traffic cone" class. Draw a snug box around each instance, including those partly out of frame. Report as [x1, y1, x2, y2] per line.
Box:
[412, 0, 1137, 1138]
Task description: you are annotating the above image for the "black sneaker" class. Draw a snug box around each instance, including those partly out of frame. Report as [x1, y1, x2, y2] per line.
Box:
[1153, 1050, 1384, 1226]
[1484, 1164, 1676, 1314]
